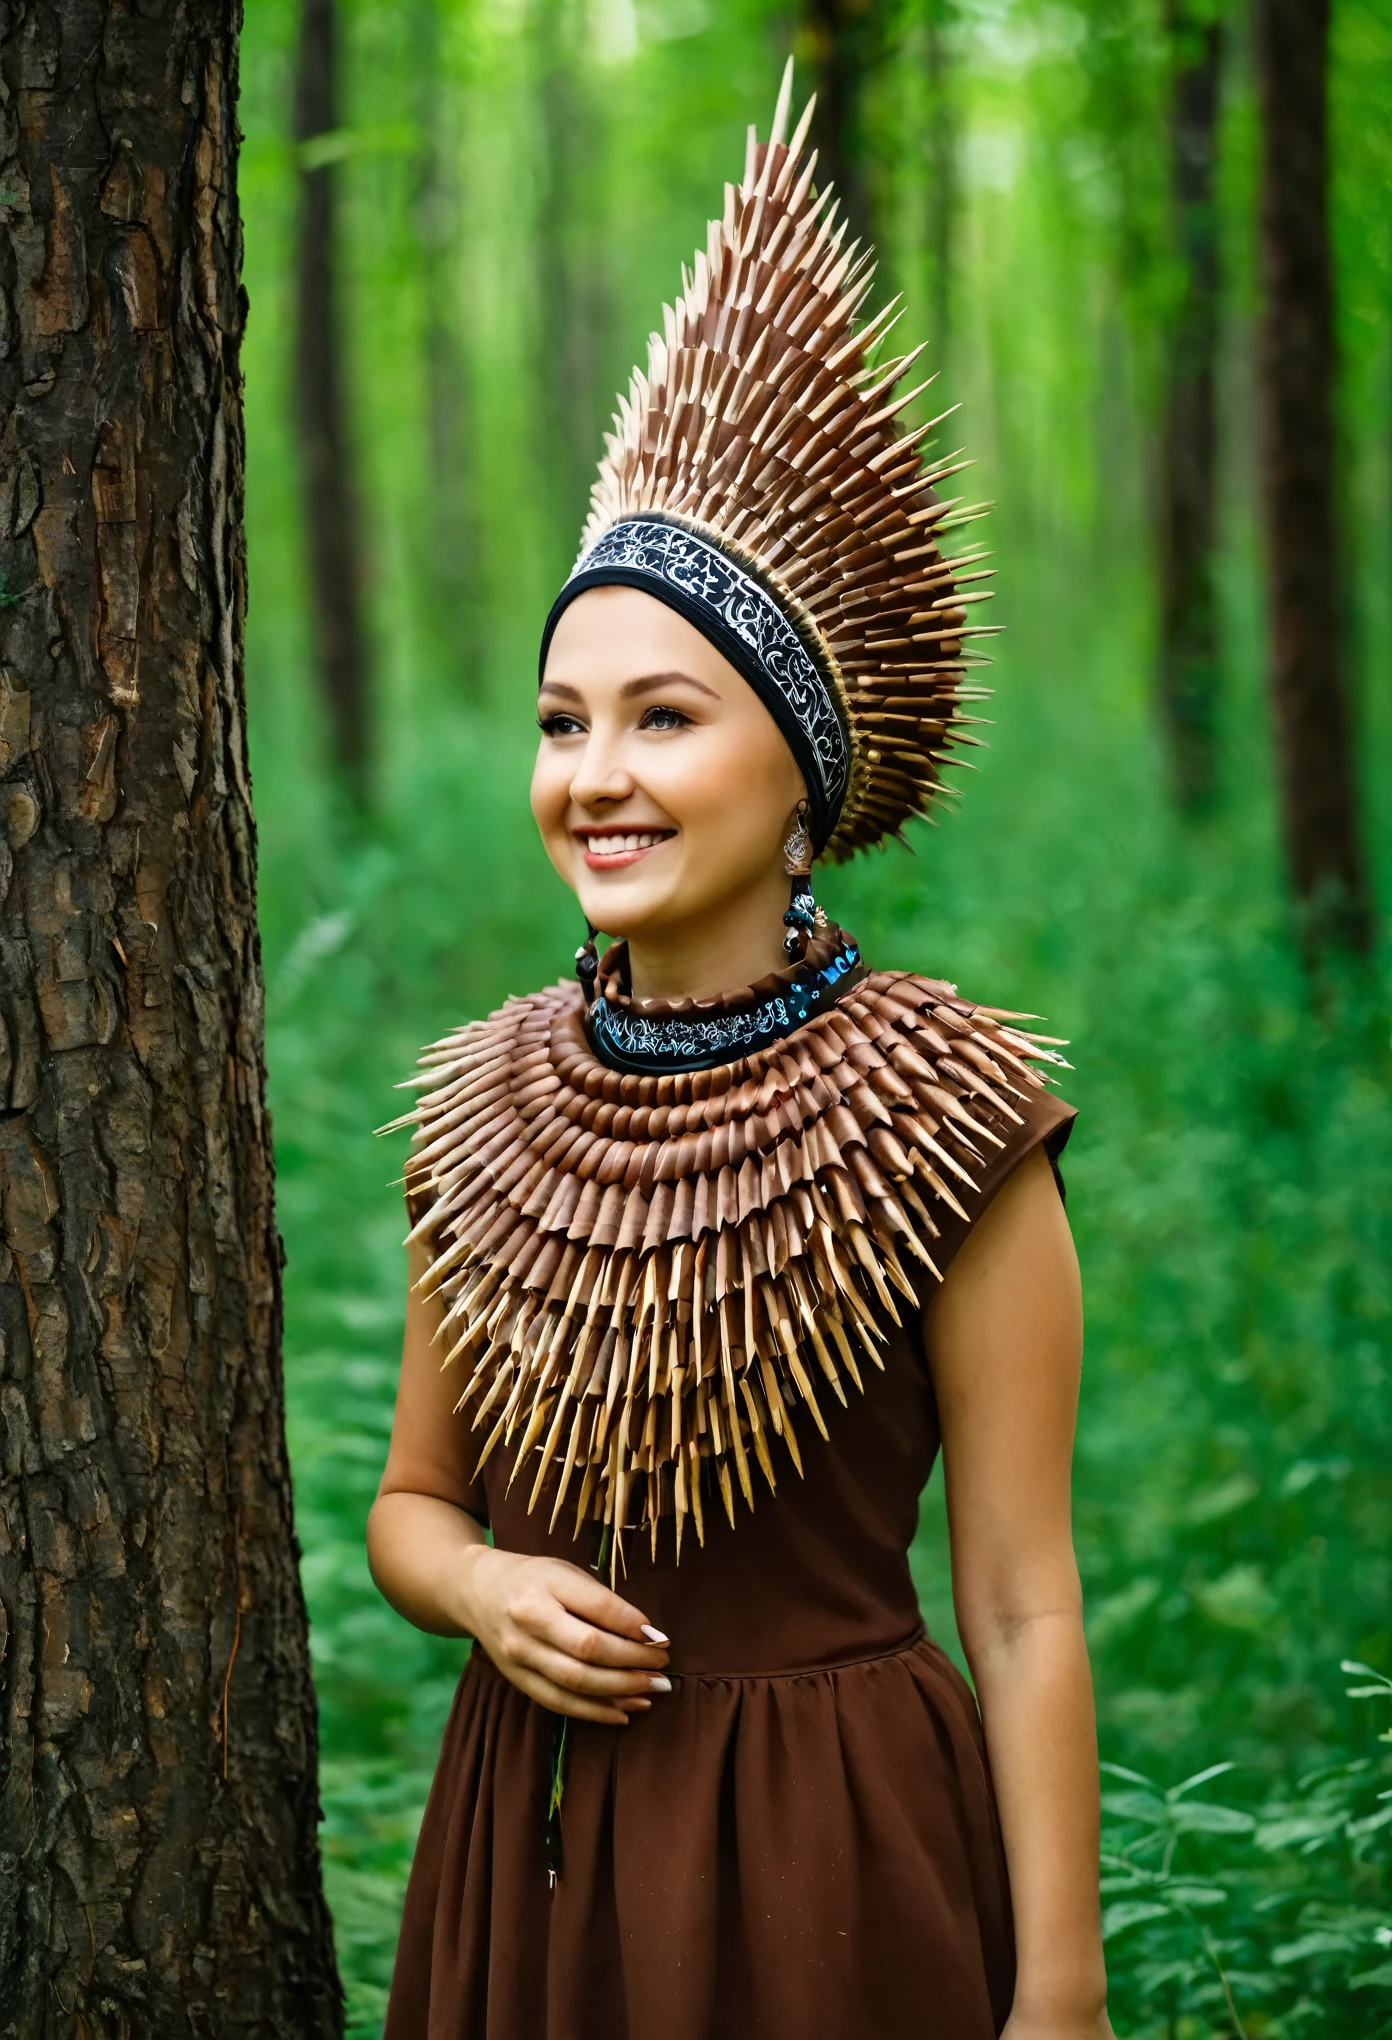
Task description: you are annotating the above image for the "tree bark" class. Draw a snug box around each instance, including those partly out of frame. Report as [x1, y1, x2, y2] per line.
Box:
[1253, 0, 1371, 949]
[293, 0, 370, 794]
[1157, 1, 1222, 813]
[0, 4, 343, 2032]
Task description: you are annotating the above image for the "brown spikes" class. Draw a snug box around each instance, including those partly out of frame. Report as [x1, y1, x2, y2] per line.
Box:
[574, 68, 987, 864]
[393, 962, 1066, 1562]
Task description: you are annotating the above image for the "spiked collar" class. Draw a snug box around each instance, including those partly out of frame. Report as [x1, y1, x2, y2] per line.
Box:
[392, 967, 1067, 1566]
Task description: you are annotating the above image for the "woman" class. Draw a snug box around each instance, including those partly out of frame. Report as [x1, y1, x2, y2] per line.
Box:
[370, 65, 1112, 2040]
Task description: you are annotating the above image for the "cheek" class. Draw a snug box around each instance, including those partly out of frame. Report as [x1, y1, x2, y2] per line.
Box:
[529, 747, 564, 831]
[529, 748, 574, 864]
[648, 724, 794, 867]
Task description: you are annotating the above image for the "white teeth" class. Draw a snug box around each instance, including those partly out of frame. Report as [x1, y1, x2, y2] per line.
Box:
[585, 831, 667, 854]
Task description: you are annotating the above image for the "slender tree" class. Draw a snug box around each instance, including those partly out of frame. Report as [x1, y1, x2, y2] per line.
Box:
[796, 0, 884, 257]
[533, 0, 610, 564]
[1156, 0, 1224, 812]
[412, 0, 483, 690]
[922, 0, 958, 367]
[0, 4, 342, 2030]
[294, 0, 371, 792]
[1252, 0, 1370, 950]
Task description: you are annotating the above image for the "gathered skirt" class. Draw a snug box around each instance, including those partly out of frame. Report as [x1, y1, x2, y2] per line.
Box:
[385, 1634, 1014, 2040]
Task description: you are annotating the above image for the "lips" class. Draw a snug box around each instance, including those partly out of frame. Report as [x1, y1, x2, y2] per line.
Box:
[575, 828, 676, 871]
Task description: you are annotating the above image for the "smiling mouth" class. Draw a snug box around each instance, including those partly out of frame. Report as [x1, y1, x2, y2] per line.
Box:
[575, 828, 676, 870]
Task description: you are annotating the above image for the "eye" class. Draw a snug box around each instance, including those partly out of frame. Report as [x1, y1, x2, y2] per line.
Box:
[538, 712, 586, 738]
[639, 704, 691, 732]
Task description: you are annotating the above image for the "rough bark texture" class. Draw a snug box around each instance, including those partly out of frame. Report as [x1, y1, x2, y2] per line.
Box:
[293, 0, 370, 794]
[1253, 0, 1371, 949]
[1157, 1, 1222, 813]
[0, 4, 344, 2032]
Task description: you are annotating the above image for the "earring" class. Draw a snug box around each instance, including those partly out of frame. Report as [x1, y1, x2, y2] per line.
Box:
[782, 802, 817, 961]
[575, 921, 599, 1002]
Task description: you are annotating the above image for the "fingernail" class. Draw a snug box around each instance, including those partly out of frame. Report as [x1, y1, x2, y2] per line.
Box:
[649, 1674, 672, 1693]
[641, 1624, 669, 1645]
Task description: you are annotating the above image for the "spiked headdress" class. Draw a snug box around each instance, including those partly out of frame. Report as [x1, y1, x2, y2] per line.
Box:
[539, 59, 993, 860]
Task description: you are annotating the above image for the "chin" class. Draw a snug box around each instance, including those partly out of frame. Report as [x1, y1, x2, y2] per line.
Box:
[578, 878, 691, 945]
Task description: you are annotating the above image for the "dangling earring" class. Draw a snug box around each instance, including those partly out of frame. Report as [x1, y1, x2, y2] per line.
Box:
[575, 921, 600, 1002]
[782, 802, 818, 961]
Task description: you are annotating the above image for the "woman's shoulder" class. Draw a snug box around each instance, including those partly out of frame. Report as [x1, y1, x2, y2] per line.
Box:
[827, 967, 1077, 1270]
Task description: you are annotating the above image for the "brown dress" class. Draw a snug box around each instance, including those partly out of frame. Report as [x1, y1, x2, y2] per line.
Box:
[384, 1047, 1074, 2040]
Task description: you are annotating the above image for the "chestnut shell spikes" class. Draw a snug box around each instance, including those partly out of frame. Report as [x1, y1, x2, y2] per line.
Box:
[579, 59, 997, 864]
[388, 971, 1067, 1570]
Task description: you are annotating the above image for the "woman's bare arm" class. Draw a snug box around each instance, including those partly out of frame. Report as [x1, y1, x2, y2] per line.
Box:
[926, 1146, 1112, 2039]
[366, 1239, 671, 1727]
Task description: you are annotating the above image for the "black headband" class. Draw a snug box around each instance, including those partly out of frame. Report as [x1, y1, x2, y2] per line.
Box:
[538, 516, 850, 850]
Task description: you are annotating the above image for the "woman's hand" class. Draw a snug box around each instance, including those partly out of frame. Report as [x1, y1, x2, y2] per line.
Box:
[458, 1544, 672, 1727]
[368, 1236, 670, 1727]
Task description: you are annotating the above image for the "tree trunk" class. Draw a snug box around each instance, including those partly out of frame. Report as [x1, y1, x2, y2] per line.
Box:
[1157, 2, 1222, 813]
[412, 0, 482, 691]
[796, 0, 881, 259]
[533, 0, 609, 566]
[0, 5, 343, 2032]
[922, 0, 956, 368]
[1253, 0, 1371, 949]
[293, 0, 370, 794]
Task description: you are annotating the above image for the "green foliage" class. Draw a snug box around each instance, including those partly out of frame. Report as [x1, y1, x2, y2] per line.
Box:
[238, 0, 1392, 2030]
[1099, 1666, 1392, 2036]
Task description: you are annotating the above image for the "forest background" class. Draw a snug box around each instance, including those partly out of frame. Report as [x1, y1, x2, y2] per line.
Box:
[239, 0, 1391, 2031]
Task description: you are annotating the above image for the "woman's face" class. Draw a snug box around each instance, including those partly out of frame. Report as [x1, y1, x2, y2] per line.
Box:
[531, 585, 807, 949]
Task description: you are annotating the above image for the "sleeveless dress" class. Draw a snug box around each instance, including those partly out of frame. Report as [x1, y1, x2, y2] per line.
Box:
[382, 958, 1073, 2040]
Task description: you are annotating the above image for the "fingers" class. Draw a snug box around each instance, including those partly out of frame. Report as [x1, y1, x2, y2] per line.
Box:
[542, 1604, 668, 1673]
[510, 1665, 646, 1727]
[475, 1552, 677, 1723]
[546, 1562, 663, 1643]
[524, 1636, 673, 1704]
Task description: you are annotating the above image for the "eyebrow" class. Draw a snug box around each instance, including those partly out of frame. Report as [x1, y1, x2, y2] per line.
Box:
[539, 669, 720, 702]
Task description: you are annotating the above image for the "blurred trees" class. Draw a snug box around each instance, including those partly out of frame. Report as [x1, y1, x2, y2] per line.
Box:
[1156, 0, 1223, 813]
[532, 0, 612, 564]
[1075, 0, 1374, 950]
[920, 0, 958, 365]
[411, 0, 483, 690]
[1253, 0, 1370, 951]
[295, 0, 372, 793]
[0, 2, 340, 2026]
[796, 0, 887, 256]
[266, 0, 1386, 949]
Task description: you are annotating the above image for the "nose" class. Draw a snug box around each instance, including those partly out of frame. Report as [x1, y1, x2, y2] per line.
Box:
[567, 722, 635, 812]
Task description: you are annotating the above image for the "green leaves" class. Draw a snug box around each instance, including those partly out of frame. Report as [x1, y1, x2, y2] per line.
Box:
[1101, 1664, 1392, 2034]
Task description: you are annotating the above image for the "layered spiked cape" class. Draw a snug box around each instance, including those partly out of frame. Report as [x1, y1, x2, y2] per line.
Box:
[398, 950, 1066, 1560]
[572, 73, 994, 862]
